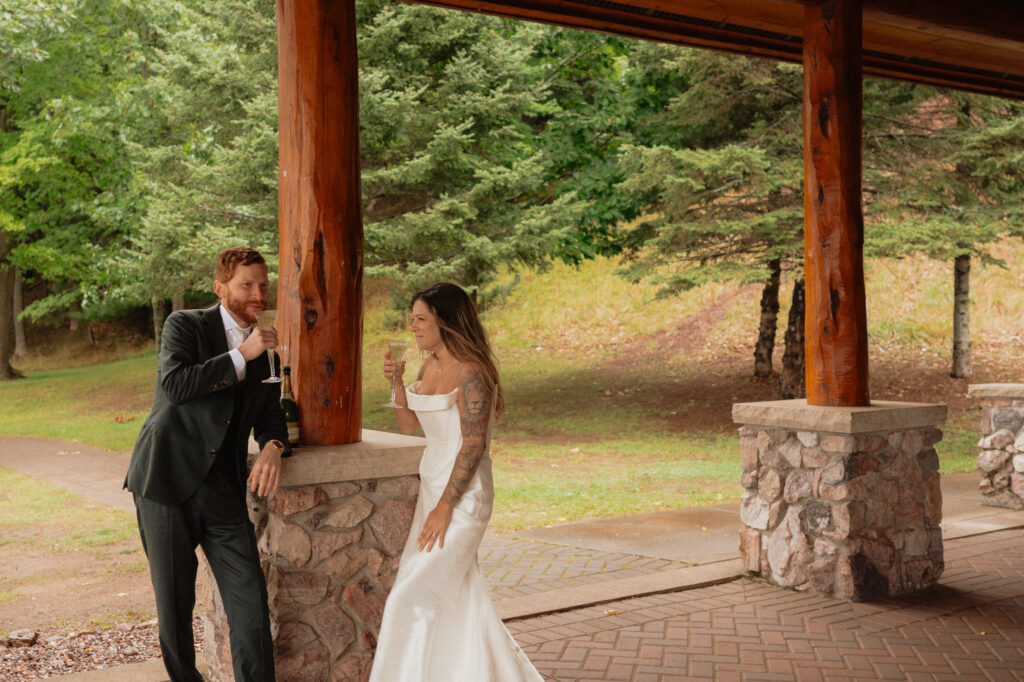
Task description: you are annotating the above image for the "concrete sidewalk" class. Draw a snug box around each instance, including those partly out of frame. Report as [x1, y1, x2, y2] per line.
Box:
[3, 435, 1024, 680]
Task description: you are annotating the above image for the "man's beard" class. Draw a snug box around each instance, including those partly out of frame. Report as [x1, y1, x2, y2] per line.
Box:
[225, 296, 261, 325]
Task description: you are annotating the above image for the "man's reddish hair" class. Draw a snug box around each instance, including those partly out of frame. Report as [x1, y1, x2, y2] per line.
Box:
[215, 246, 266, 283]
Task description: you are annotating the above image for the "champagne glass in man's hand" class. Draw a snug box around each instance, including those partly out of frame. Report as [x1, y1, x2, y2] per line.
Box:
[254, 310, 283, 384]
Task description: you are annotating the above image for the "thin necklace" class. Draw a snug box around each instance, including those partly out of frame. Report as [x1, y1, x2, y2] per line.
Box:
[431, 351, 452, 374]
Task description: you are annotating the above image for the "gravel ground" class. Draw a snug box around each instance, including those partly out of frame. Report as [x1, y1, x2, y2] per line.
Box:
[0, 618, 203, 681]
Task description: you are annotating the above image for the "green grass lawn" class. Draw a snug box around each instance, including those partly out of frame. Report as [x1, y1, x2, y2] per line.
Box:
[7, 245, 1023, 531]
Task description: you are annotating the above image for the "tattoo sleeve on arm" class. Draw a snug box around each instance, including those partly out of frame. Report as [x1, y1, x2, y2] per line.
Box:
[442, 368, 492, 507]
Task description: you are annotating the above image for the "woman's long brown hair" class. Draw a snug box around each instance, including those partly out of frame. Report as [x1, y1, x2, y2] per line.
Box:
[412, 283, 504, 416]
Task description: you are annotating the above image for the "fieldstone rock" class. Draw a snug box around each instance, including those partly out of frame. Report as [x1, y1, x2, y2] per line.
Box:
[757, 468, 783, 502]
[778, 438, 804, 468]
[275, 621, 318, 658]
[979, 428, 1015, 450]
[994, 471, 1011, 490]
[796, 431, 819, 448]
[309, 604, 356, 660]
[740, 492, 770, 530]
[311, 528, 363, 560]
[367, 498, 417, 556]
[768, 500, 788, 529]
[322, 496, 375, 530]
[269, 487, 329, 516]
[982, 489, 1024, 510]
[766, 507, 811, 587]
[7, 630, 38, 647]
[319, 545, 367, 582]
[343, 578, 388, 627]
[850, 453, 880, 476]
[903, 558, 940, 592]
[992, 408, 1024, 434]
[319, 482, 361, 500]
[265, 518, 312, 567]
[820, 482, 849, 503]
[855, 434, 889, 453]
[918, 448, 939, 473]
[904, 529, 931, 557]
[783, 469, 815, 503]
[802, 447, 829, 469]
[900, 429, 924, 457]
[808, 559, 835, 594]
[873, 477, 900, 504]
[820, 459, 847, 485]
[739, 528, 761, 572]
[925, 474, 943, 525]
[895, 499, 925, 524]
[979, 476, 996, 495]
[741, 470, 759, 490]
[1012, 473, 1024, 500]
[740, 435, 759, 472]
[821, 435, 856, 454]
[1014, 455, 1024, 474]
[332, 653, 374, 682]
[268, 568, 330, 606]
[866, 498, 895, 527]
[376, 476, 420, 498]
[277, 637, 329, 682]
[366, 548, 401, 592]
[804, 500, 832, 533]
[1015, 430, 1024, 452]
[977, 449, 1010, 474]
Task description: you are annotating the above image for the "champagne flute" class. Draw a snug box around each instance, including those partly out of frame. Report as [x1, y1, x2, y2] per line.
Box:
[254, 310, 283, 384]
[384, 338, 411, 408]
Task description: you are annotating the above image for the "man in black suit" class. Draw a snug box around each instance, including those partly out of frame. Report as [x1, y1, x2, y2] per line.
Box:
[125, 246, 291, 682]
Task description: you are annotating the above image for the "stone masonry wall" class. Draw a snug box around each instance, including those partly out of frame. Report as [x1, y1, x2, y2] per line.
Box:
[977, 398, 1024, 510]
[738, 425, 944, 601]
[198, 475, 419, 682]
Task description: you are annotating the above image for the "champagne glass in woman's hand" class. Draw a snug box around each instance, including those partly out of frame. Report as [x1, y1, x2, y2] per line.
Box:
[383, 338, 411, 408]
[254, 310, 283, 384]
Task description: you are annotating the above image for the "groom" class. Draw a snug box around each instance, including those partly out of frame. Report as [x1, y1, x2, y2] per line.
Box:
[125, 246, 291, 682]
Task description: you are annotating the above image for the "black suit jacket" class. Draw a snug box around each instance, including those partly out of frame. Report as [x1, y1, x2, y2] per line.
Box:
[125, 304, 291, 506]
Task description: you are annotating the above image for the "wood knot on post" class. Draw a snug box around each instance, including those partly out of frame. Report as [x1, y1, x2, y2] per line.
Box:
[304, 309, 318, 329]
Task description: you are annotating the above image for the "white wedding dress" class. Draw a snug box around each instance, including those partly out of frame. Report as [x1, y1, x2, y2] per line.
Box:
[369, 385, 544, 682]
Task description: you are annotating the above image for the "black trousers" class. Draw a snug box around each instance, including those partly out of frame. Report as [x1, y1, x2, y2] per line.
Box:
[135, 481, 275, 682]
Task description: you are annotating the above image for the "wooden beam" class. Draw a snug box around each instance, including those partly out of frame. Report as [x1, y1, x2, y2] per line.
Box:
[802, 0, 869, 406]
[276, 0, 363, 444]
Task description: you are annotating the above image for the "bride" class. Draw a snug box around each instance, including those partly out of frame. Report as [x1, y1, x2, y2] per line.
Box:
[369, 283, 544, 682]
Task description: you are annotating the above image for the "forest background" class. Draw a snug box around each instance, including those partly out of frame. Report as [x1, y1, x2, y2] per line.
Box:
[3, 0, 1024, 636]
[2, 0, 1024, 510]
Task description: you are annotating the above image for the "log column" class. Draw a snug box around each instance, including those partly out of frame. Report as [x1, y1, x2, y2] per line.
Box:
[802, 0, 869, 406]
[277, 0, 363, 443]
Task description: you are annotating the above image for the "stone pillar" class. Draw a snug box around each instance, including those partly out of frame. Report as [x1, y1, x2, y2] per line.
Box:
[968, 384, 1024, 510]
[733, 399, 947, 601]
[197, 429, 425, 682]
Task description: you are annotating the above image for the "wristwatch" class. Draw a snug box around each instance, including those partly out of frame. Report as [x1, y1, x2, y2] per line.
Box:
[267, 439, 286, 453]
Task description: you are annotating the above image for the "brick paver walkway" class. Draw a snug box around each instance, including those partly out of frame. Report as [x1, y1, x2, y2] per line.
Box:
[507, 528, 1024, 681]
[480, 535, 694, 599]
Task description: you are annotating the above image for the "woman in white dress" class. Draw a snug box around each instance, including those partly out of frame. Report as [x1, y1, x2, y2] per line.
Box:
[369, 283, 544, 682]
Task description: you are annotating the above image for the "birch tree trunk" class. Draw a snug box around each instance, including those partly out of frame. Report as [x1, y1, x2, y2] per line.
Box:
[754, 260, 782, 378]
[951, 252, 972, 378]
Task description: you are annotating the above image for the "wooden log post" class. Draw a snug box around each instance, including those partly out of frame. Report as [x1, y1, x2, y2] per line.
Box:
[802, 0, 870, 406]
[276, 0, 363, 443]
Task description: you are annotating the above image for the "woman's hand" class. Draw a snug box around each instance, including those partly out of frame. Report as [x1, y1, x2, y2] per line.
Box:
[418, 501, 454, 552]
[384, 350, 406, 385]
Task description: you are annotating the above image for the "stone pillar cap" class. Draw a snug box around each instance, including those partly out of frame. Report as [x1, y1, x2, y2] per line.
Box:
[732, 399, 946, 434]
[967, 384, 1024, 399]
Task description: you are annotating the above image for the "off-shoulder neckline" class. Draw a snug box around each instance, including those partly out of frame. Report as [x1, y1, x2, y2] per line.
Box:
[406, 383, 459, 398]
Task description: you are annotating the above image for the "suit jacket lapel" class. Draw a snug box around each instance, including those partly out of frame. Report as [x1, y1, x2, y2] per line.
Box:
[204, 305, 230, 358]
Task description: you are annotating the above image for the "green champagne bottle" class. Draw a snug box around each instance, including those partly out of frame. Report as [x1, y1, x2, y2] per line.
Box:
[280, 366, 301, 447]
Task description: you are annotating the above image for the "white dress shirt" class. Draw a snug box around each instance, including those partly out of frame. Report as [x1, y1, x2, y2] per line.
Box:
[219, 305, 251, 381]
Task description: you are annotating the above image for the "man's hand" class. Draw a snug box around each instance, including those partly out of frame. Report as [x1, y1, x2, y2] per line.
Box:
[238, 326, 278, 362]
[248, 442, 284, 496]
